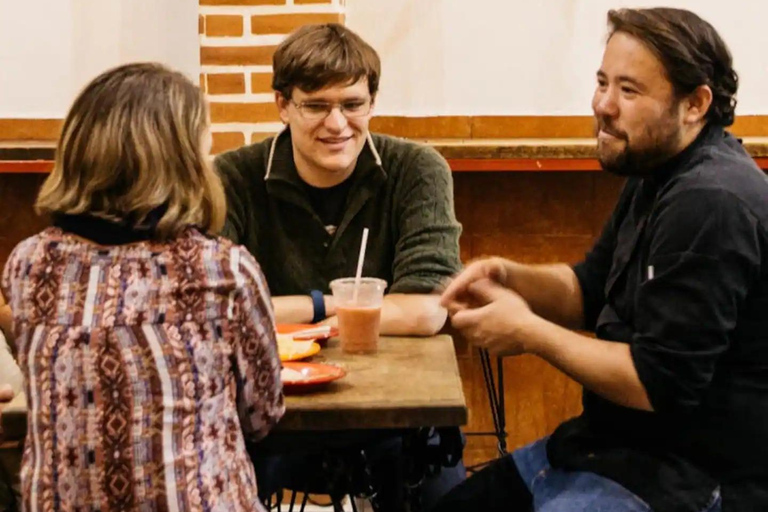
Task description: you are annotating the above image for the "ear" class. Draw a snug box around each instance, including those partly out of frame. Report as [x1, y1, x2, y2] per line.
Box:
[683, 84, 713, 125]
[369, 93, 377, 116]
[275, 92, 290, 124]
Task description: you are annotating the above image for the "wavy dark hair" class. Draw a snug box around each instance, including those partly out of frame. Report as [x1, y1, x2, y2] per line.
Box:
[608, 8, 738, 127]
[272, 23, 380, 99]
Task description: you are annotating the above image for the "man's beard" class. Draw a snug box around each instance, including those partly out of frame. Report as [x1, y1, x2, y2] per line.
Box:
[596, 112, 683, 177]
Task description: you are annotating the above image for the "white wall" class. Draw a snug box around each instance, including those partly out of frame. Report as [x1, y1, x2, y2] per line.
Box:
[0, 0, 199, 118]
[346, 0, 768, 116]
[0, 1, 75, 118]
[3, 1, 766, 119]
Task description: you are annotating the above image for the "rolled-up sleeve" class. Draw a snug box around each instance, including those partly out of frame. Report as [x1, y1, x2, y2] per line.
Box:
[630, 189, 761, 414]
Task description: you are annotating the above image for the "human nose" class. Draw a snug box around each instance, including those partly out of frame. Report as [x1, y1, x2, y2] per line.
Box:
[593, 87, 619, 118]
[323, 105, 348, 131]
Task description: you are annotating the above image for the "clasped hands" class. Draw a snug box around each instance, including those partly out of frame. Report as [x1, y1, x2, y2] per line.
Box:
[440, 257, 538, 357]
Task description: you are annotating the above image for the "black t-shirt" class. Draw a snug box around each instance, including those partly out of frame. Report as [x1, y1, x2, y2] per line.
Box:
[560, 125, 768, 512]
[303, 177, 355, 236]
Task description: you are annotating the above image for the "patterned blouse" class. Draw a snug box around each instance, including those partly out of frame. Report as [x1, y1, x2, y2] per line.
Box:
[1, 226, 284, 512]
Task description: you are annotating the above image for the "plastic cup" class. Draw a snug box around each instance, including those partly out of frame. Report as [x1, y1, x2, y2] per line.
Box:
[330, 277, 387, 354]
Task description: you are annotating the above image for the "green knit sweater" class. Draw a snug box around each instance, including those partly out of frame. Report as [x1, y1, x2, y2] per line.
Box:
[215, 129, 462, 295]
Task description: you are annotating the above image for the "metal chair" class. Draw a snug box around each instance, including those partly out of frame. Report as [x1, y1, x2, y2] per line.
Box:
[466, 348, 508, 472]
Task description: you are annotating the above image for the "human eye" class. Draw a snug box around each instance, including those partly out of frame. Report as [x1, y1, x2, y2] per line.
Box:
[302, 102, 330, 115]
[620, 86, 638, 97]
[342, 100, 367, 113]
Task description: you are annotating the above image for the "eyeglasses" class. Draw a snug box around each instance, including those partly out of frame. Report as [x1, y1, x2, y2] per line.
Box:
[291, 98, 373, 120]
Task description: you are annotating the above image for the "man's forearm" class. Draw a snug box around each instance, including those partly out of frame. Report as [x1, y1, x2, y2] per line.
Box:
[523, 316, 653, 411]
[322, 293, 447, 336]
[503, 261, 585, 329]
[274, 293, 447, 337]
[379, 294, 447, 336]
[272, 295, 334, 324]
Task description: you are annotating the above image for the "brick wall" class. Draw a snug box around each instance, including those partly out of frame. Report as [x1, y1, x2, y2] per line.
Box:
[199, 0, 345, 154]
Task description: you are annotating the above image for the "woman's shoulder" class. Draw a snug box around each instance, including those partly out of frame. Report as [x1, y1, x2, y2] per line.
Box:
[5, 228, 65, 266]
[175, 228, 261, 273]
[184, 229, 267, 285]
[176, 227, 241, 256]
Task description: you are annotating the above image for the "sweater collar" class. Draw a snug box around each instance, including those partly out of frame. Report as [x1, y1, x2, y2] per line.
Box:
[264, 126, 385, 187]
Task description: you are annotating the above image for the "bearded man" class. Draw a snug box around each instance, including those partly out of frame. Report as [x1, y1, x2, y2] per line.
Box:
[434, 7, 768, 512]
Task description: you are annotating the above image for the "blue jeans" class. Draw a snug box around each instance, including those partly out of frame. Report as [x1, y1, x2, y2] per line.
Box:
[513, 438, 721, 512]
[431, 437, 721, 512]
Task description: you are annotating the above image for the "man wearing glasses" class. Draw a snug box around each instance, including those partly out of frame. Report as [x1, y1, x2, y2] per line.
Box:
[216, 23, 461, 338]
[215, 23, 464, 510]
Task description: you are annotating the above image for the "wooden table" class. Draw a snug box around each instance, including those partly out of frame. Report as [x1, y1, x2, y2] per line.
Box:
[280, 335, 467, 431]
[1, 335, 467, 436]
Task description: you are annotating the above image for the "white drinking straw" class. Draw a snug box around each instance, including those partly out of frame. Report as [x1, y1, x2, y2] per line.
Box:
[353, 228, 370, 304]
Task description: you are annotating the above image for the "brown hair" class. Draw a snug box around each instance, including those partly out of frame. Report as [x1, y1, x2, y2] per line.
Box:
[36, 62, 226, 239]
[608, 8, 738, 127]
[272, 23, 381, 99]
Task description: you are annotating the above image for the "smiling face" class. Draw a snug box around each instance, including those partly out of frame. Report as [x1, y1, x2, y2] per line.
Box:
[277, 79, 374, 188]
[592, 31, 687, 176]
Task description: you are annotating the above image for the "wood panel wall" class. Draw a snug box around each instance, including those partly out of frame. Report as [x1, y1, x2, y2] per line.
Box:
[452, 171, 625, 465]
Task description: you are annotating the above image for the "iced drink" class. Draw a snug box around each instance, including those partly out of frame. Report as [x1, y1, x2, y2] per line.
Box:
[330, 277, 387, 354]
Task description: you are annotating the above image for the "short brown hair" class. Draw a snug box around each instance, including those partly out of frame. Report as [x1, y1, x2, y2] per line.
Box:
[36, 62, 226, 239]
[272, 23, 381, 99]
[608, 8, 738, 127]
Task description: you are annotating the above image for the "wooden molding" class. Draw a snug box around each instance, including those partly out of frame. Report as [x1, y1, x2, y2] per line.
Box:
[5, 115, 768, 143]
[448, 158, 602, 172]
[471, 116, 595, 138]
[370, 116, 472, 139]
[0, 161, 54, 173]
[5, 156, 768, 174]
[0, 119, 63, 141]
[374, 115, 768, 139]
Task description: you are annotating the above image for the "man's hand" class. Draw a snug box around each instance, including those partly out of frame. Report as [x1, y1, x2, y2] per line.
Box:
[448, 278, 537, 356]
[440, 257, 511, 312]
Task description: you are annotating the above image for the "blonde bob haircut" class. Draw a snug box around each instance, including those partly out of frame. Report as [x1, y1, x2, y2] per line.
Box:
[36, 62, 225, 240]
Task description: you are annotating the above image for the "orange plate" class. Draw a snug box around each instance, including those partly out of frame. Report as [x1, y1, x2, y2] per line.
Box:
[280, 362, 346, 394]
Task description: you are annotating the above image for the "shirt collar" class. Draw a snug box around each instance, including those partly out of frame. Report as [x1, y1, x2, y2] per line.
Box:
[52, 205, 167, 245]
[264, 126, 386, 188]
[648, 123, 725, 187]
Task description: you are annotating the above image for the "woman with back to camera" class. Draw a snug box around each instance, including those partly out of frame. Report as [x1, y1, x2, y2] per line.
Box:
[1, 62, 284, 512]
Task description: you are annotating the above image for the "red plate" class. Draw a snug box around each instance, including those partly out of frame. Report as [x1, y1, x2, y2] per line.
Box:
[280, 362, 346, 394]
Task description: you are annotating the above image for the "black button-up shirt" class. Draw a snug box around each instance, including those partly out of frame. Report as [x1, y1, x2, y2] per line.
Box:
[555, 125, 768, 511]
